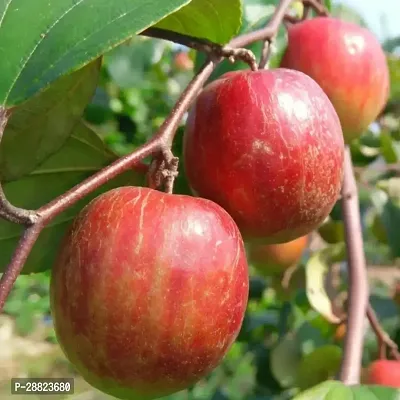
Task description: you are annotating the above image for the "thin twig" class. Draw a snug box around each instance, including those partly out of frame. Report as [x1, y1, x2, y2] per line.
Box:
[339, 147, 369, 384]
[259, 40, 272, 69]
[0, 224, 43, 309]
[367, 304, 400, 361]
[302, 0, 329, 16]
[302, 5, 311, 20]
[141, 27, 258, 70]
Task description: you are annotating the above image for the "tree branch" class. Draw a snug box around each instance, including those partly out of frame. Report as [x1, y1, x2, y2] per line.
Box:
[141, 27, 258, 71]
[302, 0, 329, 16]
[0, 223, 43, 309]
[257, 0, 294, 68]
[339, 147, 369, 385]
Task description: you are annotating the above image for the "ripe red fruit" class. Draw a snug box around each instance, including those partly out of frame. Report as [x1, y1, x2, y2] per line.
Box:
[183, 69, 344, 244]
[366, 359, 400, 388]
[50, 187, 249, 400]
[280, 17, 389, 143]
[174, 52, 194, 71]
[248, 235, 308, 276]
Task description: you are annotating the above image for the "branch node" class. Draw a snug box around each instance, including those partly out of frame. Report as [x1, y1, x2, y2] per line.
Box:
[148, 149, 179, 195]
[219, 47, 258, 71]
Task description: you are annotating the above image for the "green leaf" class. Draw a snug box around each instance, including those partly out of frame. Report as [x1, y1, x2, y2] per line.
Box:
[154, 0, 242, 44]
[305, 243, 346, 324]
[318, 218, 345, 244]
[296, 346, 343, 391]
[0, 0, 191, 107]
[388, 55, 400, 101]
[324, 0, 332, 12]
[270, 333, 302, 388]
[0, 122, 145, 274]
[293, 381, 400, 399]
[350, 140, 381, 167]
[380, 131, 400, 164]
[254, 345, 282, 391]
[377, 178, 400, 205]
[0, 59, 101, 181]
[383, 36, 400, 53]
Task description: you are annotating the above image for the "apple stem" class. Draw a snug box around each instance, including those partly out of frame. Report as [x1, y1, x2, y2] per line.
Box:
[367, 304, 400, 361]
[259, 40, 272, 69]
[339, 147, 369, 385]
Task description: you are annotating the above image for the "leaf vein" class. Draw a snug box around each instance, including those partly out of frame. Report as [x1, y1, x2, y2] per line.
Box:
[0, 0, 12, 29]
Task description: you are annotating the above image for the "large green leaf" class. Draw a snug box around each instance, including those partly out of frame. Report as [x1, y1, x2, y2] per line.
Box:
[0, 0, 191, 107]
[0, 59, 101, 181]
[154, 0, 242, 44]
[294, 381, 400, 399]
[0, 122, 145, 274]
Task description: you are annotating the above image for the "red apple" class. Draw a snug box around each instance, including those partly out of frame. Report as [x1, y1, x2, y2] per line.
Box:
[50, 187, 249, 400]
[174, 52, 194, 71]
[366, 359, 400, 388]
[183, 68, 344, 244]
[280, 17, 389, 143]
[248, 235, 308, 276]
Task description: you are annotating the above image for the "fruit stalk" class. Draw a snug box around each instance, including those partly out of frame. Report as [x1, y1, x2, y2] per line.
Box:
[367, 304, 400, 361]
[339, 147, 369, 384]
[0, 0, 297, 312]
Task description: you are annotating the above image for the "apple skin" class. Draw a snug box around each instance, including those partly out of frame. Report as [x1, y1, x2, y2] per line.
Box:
[280, 17, 389, 143]
[183, 68, 344, 244]
[248, 235, 308, 276]
[50, 187, 249, 400]
[174, 51, 194, 71]
[366, 360, 400, 388]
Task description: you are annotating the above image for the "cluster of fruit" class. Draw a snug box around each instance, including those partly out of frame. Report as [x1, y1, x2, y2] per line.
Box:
[49, 17, 391, 399]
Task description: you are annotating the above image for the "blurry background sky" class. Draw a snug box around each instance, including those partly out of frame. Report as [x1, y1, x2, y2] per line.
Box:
[335, 0, 400, 41]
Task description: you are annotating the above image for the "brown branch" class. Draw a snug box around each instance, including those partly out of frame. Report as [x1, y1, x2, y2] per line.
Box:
[0, 224, 43, 309]
[367, 304, 400, 361]
[259, 40, 272, 69]
[302, 0, 329, 16]
[339, 147, 369, 384]
[141, 27, 258, 71]
[0, 2, 296, 312]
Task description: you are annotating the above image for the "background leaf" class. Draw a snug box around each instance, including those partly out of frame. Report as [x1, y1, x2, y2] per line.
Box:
[305, 243, 346, 324]
[293, 381, 400, 400]
[296, 345, 343, 390]
[0, 122, 145, 274]
[0, 59, 101, 181]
